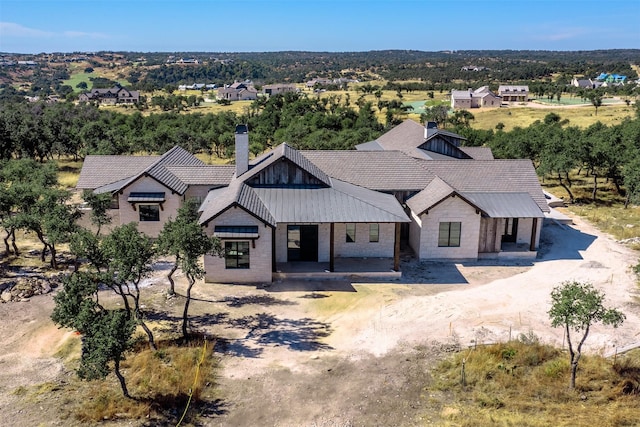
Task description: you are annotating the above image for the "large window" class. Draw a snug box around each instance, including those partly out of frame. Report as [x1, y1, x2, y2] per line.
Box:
[225, 241, 250, 269]
[438, 222, 461, 247]
[346, 223, 356, 243]
[139, 204, 160, 222]
[369, 224, 379, 242]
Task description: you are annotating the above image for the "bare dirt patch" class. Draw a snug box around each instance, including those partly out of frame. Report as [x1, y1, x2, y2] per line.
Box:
[0, 213, 639, 426]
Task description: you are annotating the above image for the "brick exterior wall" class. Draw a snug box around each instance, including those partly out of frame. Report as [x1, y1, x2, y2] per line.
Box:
[117, 176, 183, 238]
[333, 223, 395, 258]
[416, 195, 481, 260]
[203, 207, 273, 283]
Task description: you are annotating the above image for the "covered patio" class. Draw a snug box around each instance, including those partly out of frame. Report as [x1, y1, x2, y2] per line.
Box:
[273, 257, 401, 281]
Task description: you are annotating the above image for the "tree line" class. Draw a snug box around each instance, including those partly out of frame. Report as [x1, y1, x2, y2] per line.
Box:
[0, 92, 383, 160]
[1, 91, 639, 205]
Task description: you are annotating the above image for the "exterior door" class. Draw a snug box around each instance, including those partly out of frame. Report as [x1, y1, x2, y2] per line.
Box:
[287, 225, 318, 262]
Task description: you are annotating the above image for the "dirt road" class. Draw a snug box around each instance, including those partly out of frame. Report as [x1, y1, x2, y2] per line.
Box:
[0, 212, 638, 426]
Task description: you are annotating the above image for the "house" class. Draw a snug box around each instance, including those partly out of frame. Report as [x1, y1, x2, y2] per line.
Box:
[76, 146, 235, 237]
[78, 120, 547, 284]
[263, 84, 298, 96]
[596, 73, 626, 85]
[571, 78, 603, 89]
[450, 86, 501, 109]
[198, 122, 544, 282]
[78, 86, 140, 105]
[498, 85, 529, 102]
[217, 82, 259, 101]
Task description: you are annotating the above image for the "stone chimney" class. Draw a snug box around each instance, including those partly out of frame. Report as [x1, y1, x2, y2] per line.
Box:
[235, 124, 249, 177]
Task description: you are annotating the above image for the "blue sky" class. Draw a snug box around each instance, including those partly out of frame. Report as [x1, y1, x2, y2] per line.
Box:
[1, 0, 638, 53]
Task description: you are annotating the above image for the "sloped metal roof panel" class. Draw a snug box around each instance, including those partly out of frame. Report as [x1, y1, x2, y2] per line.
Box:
[252, 179, 409, 223]
[461, 192, 544, 218]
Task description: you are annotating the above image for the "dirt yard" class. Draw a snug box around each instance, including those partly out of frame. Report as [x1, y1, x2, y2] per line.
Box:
[1, 213, 639, 426]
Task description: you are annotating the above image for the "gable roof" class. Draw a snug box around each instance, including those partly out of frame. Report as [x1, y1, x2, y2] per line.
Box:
[245, 143, 331, 186]
[199, 180, 276, 227]
[359, 119, 486, 161]
[77, 155, 159, 189]
[418, 160, 549, 213]
[198, 143, 411, 226]
[406, 176, 457, 214]
[253, 179, 409, 223]
[78, 146, 216, 196]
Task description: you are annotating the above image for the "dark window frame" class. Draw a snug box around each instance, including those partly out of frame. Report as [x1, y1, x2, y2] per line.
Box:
[139, 204, 160, 222]
[438, 222, 461, 247]
[225, 241, 250, 269]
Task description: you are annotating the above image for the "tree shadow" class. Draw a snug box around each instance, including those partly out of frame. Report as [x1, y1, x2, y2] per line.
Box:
[262, 279, 357, 292]
[137, 394, 229, 426]
[227, 313, 333, 352]
[298, 292, 330, 299]
[214, 337, 263, 358]
[221, 295, 298, 308]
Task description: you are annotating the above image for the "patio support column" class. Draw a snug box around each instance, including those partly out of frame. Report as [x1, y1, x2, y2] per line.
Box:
[271, 227, 276, 272]
[529, 217, 538, 251]
[329, 223, 335, 272]
[393, 223, 401, 271]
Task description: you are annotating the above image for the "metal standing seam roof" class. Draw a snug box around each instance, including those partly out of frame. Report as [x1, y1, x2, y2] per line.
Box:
[461, 192, 544, 218]
[198, 180, 276, 227]
[142, 146, 205, 194]
[252, 178, 410, 223]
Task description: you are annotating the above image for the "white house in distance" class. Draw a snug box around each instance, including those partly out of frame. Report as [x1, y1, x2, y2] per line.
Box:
[450, 86, 501, 109]
[77, 120, 548, 283]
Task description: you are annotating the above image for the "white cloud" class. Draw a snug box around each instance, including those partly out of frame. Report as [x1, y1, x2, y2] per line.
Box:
[0, 22, 110, 41]
[0, 22, 53, 38]
[540, 28, 587, 41]
[63, 31, 109, 39]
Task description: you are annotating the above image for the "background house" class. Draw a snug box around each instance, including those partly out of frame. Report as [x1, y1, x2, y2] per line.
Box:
[78, 86, 140, 105]
[498, 85, 529, 102]
[450, 86, 501, 109]
[263, 84, 298, 96]
[217, 82, 258, 101]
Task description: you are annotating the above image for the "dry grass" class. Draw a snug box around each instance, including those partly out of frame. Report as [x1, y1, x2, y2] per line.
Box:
[56, 158, 83, 188]
[74, 337, 217, 424]
[542, 173, 640, 242]
[432, 341, 640, 426]
[472, 103, 634, 131]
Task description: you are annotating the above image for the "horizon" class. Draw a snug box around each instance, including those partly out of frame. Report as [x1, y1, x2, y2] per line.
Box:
[1, 0, 639, 54]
